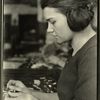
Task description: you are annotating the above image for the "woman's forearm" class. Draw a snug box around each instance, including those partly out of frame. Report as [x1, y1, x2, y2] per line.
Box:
[31, 91, 59, 100]
[58, 60, 65, 67]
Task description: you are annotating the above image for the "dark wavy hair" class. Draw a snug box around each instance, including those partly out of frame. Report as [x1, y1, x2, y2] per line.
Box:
[41, 0, 97, 32]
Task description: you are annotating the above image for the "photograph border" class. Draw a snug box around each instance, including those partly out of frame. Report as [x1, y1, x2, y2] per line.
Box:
[98, 0, 100, 99]
[0, 0, 3, 99]
[0, 0, 100, 100]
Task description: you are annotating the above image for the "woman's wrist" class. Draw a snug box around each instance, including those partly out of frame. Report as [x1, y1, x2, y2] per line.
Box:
[31, 91, 58, 100]
[57, 59, 65, 67]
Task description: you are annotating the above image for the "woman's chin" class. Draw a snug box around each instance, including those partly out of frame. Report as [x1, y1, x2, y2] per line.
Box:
[56, 39, 67, 45]
[56, 40, 62, 44]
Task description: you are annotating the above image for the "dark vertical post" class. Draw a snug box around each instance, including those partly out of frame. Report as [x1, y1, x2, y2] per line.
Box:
[0, 0, 2, 99]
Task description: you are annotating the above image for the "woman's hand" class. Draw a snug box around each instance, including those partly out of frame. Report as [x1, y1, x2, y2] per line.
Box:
[46, 55, 65, 67]
[47, 55, 60, 65]
[7, 80, 29, 94]
[4, 80, 59, 100]
[4, 92, 38, 100]
[5, 80, 39, 100]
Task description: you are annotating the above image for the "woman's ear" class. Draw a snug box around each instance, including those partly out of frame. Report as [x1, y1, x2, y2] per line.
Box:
[91, 6, 97, 32]
[67, 7, 94, 32]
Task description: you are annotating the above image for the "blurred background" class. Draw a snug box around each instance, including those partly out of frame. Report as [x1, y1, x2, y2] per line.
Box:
[3, 0, 65, 93]
[2, 0, 99, 98]
[4, 0, 47, 59]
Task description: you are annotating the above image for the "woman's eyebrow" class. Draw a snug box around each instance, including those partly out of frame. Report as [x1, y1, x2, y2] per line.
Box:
[46, 18, 54, 22]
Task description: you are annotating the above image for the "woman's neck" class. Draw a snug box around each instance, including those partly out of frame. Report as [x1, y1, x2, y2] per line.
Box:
[72, 25, 96, 56]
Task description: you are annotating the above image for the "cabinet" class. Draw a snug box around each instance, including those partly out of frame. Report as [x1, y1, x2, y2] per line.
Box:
[4, 1, 46, 56]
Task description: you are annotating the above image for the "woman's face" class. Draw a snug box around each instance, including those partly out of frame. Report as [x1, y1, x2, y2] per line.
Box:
[43, 7, 74, 44]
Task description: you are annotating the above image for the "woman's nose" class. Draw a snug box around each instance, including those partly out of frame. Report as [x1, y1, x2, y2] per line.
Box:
[47, 23, 54, 33]
[47, 23, 56, 36]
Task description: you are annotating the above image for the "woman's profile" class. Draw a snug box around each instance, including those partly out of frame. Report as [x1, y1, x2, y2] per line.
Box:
[5, 0, 97, 100]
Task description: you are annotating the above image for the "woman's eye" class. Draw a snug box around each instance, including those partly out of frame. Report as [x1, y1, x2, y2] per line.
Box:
[50, 21, 56, 25]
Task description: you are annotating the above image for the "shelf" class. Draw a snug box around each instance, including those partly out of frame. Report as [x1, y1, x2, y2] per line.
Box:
[4, 0, 37, 7]
[4, 4, 37, 15]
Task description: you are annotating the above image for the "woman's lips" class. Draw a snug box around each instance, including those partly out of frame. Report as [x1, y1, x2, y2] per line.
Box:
[55, 37, 67, 45]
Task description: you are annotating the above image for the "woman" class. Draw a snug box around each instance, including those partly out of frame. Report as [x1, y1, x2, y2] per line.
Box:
[41, 42, 72, 67]
[6, 0, 97, 100]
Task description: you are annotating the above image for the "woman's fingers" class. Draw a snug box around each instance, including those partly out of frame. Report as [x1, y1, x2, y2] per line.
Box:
[3, 93, 17, 100]
[7, 91, 39, 100]
[8, 91, 22, 98]
[7, 80, 29, 93]
[7, 80, 31, 95]
[7, 80, 22, 93]
[7, 80, 16, 88]
[7, 80, 26, 89]
[7, 85, 22, 92]
[5, 80, 39, 100]
[48, 55, 60, 64]
[15, 80, 26, 87]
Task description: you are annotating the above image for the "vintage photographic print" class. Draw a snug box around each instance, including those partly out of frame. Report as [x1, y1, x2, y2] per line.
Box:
[1, 0, 98, 100]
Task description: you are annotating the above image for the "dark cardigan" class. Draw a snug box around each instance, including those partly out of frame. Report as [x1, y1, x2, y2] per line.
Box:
[57, 35, 97, 100]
